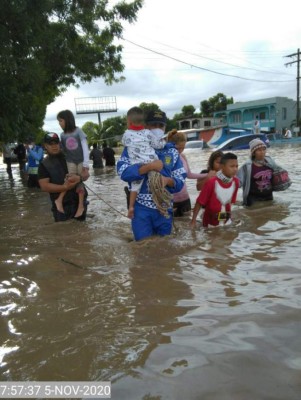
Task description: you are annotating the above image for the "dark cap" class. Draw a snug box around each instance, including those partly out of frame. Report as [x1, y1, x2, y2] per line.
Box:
[44, 132, 60, 144]
[145, 110, 167, 126]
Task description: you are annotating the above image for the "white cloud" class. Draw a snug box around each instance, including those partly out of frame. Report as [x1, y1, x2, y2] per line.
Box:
[44, 0, 300, 131]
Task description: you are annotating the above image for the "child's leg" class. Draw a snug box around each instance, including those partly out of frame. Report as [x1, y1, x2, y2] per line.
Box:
[68, 162, 84, 218]
[128, 191, 137, 219]
[74, 188, 85, 218]
[57, 161, 77, 214]
[128, 180, 142, 219]
[55, 191, 66, 213]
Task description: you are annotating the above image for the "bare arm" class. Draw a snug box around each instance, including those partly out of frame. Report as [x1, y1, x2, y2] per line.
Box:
[162, 176, 175, 188]
[139, 160, 175, 188]
[39, 175, 81, 193]
[138, 160, 163, 174]
[182, 154, 207, 180]
[196, 170, 216, 191]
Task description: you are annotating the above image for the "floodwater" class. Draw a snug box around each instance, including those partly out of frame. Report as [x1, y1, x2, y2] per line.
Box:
[0, 144, 301, 400]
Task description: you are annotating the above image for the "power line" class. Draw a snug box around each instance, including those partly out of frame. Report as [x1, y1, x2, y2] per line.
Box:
[122, 38, 294, 83]
[128, 27, 292, 72]
[142, 39, 293, 76]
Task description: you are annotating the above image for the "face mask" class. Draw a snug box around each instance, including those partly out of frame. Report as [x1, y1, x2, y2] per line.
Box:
[151, 128, 165, 138]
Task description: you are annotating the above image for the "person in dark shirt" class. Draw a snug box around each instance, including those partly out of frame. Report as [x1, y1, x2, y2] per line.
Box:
[89, 143, 103, 169]
[14, 142, 26, 171]
[102, 142, 115, 166]
[237, 138, 284, 206]
[38, 133, 88, 222]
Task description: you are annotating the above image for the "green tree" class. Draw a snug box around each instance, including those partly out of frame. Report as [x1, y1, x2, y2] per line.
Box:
[82, 122, 100, 144]
[102, 116, 127, 146]
[139, 102, 160, 119]
[201, 93, 233, 117]
[0, 0, 143, 142]
[172, 105, 200, 123]
[181, 105, 196, 117]
[166, 118, 177, 133]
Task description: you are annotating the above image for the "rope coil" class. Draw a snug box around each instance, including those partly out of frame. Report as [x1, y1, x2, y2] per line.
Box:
[147, 171, 173, 218]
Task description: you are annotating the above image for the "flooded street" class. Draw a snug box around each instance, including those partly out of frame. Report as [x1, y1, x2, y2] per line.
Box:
[1, 144, 301, 399]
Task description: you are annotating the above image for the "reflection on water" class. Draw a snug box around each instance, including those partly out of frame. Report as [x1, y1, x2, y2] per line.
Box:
[1, 146, 301, 399]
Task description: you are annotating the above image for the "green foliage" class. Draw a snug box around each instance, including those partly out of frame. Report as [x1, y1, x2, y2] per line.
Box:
[139, 102, 160, 119]
[172, 106, 201, 122]
[172, 113, 183, 121]
[201, 93, 234, 117]
[0, 0, 143, 142]
[166, 118, 177, 133]
[101, 116, 127, 146]
[82, 121, 101, 144]
[181, 105, 196, 117]
[81, 116, 127, 146]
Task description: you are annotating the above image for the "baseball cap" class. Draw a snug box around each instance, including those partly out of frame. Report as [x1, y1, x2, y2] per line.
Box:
[145, 110, 167, 126]
[44, 132, 60, 144]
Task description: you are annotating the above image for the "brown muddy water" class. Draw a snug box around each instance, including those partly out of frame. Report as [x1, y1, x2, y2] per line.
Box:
[0, 144, 301, 400]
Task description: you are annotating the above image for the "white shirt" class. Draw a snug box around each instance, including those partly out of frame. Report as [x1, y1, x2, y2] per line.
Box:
[122, 128, 165, 164]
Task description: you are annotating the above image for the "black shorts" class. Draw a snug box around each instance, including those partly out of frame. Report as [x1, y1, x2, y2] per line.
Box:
[27, 174, 40, 188]
[51, 200, 88, 222]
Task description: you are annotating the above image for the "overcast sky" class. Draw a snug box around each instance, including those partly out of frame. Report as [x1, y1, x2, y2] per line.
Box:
[43, 0, 301, 132]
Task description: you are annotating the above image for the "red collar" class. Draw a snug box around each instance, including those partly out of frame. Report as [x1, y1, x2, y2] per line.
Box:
[129, 124, 145, 131]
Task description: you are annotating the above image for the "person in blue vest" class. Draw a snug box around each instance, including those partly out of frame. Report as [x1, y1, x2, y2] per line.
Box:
[117, 110, 186, 241]
[25, 138, 44, 188]
[38, 133, 88, 222]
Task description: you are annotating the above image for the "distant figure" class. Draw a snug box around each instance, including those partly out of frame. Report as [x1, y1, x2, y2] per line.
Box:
[2, 143, 12, 176]
[284, 128, 292, 139]
[89, 143, 104, 169]
[14, 142, 26, 171]
[191, 153, 239, 228]
[122, 106, 166, 219]
[56, 110, 90, 219]
[253, 116, 261, 134]
[25, 138, 44, 188]
[102, 142, 116, 166]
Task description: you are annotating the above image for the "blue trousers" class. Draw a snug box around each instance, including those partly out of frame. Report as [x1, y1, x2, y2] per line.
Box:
[131, 203, 173, 241]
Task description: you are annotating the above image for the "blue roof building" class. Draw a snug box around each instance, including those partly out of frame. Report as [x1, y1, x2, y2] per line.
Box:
[214, 96, 297, 133]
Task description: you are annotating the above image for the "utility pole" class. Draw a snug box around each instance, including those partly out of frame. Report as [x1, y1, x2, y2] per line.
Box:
[285, 48, 300, 135]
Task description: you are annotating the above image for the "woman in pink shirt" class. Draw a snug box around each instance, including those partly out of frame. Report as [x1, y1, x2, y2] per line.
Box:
[167, 129, 207, 217]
